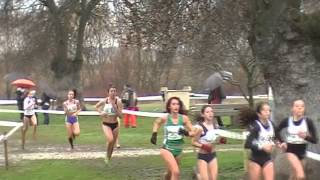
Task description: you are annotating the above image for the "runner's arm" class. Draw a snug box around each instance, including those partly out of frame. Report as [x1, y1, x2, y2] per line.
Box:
[305, 118, 318, 144]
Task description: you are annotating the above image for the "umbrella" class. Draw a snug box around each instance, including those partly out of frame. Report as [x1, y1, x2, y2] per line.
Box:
[11, 79, 36, 88]
[205, 72, 223, 90]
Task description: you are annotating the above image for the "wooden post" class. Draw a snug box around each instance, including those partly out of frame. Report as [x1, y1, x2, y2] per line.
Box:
[4, 132, 9, 170]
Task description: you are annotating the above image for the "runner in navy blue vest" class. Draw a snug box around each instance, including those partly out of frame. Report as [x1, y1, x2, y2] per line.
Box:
[239, 102, 276, 180]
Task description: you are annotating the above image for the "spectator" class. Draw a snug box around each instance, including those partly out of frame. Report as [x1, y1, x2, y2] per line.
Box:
[121, 84, 138, 128]
[16, 87, 26, 121]
[208, 86, 226, 127]
[41, 92, 51, 125]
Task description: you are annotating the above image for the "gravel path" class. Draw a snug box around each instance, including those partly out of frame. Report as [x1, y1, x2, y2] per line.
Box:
[0, 143, 243, 163]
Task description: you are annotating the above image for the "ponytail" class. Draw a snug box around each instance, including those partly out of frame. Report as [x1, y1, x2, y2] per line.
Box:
[238, 102, 268, 127]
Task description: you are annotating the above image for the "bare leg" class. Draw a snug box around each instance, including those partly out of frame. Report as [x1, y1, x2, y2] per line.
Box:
[72, 122, 80, 137]
[31, 114, 37, 140]
[102, 125, 119, 162]
[248, 161, 262, 180]
[21, 117, 30, 150]
[116, 118, 120, 148]
[262, 162, 274, 180]
[198, 160, 209, 180]
[160, 149, 180, 180]
[287, 153, 305, 180]
[66, 123, 74, 149]
[208, 158, 218, 180]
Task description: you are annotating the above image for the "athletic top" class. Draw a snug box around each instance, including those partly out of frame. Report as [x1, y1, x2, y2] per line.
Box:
[23, 96, 35, 115]
[276, 117, 318, 144]
[163, 114, 184, 147]
[102, 97, 119, 116]
[245, 120, 275, 156]
[63, 99, 80, 114]
[254, 120, 275, 148]
[196, 123, 218, 144]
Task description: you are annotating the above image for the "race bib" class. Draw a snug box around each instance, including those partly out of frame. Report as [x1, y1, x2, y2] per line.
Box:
[166, 126, 183, 140]
[103, 104, 115, 115]
[286, 134, 307, 144]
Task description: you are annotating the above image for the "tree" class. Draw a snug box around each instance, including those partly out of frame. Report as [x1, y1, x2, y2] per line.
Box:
[181, 0, 265, 107]
[249, 0, 320, 120]
[38, 0, 101, 100]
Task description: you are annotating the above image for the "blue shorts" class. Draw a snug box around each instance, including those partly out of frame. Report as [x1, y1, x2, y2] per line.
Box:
[198, 152, 217, 163]
[66, 116, 78, 124]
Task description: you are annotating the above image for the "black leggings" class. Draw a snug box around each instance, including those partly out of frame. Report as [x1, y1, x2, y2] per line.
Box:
[102, 122, 119, 131]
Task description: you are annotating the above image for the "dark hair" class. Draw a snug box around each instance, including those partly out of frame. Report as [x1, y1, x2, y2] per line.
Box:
[195, 105, 213, 123]
[238, 102, 269, 127]
[69, 89, 77, 98]
[166, 97, 186, 115]
[107, 84, 116, 93]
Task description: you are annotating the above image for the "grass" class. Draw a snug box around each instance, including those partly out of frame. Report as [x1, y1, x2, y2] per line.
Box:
[0, 103, 246, 179]
[0, 151, 244, 180]
[0, 102, 243, 146]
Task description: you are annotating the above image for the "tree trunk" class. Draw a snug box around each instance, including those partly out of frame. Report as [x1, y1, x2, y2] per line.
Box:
[250, 0, 320, 121]
[42, 0, 100, 108]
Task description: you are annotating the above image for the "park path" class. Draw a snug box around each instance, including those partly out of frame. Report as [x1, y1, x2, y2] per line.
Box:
[0, 142, 243, 163]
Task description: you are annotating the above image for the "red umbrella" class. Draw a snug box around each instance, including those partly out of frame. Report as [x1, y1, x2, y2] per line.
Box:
[11, 79, 36, 88]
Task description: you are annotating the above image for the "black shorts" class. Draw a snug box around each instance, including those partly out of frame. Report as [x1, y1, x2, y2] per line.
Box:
[287, 143, 306, 160]
[250, 154, 272, 167]
[24, 115, 33, 119]
[102, 122, 119, 131]
[198, 152, 217, 163]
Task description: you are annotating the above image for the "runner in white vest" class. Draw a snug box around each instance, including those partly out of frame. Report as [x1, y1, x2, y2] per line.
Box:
[192, 105, 222, 180]
[276, 100, 318, 180]
[95, 85, 123, 165]
[63, 89, 81, 151]
[21, 90, 37, 150]
[240, 102, 275, 180]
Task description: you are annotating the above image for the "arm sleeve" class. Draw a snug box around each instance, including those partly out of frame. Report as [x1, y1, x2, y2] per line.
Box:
[275, 118, 288, 143]
[244, 122, 260, 151]
[305, 118, 318, 144]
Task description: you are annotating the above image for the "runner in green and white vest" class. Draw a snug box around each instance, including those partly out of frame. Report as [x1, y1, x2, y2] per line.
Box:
[150, 97, 195, 180]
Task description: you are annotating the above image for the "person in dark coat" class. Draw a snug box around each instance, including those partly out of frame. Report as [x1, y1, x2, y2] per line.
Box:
[16, 87, 26, 121]
[41, 92, 51, 125]
[208, 86, 226, 127]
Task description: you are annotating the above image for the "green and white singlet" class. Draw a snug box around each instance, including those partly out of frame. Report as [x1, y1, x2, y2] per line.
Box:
[162, 114, 184, 157]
